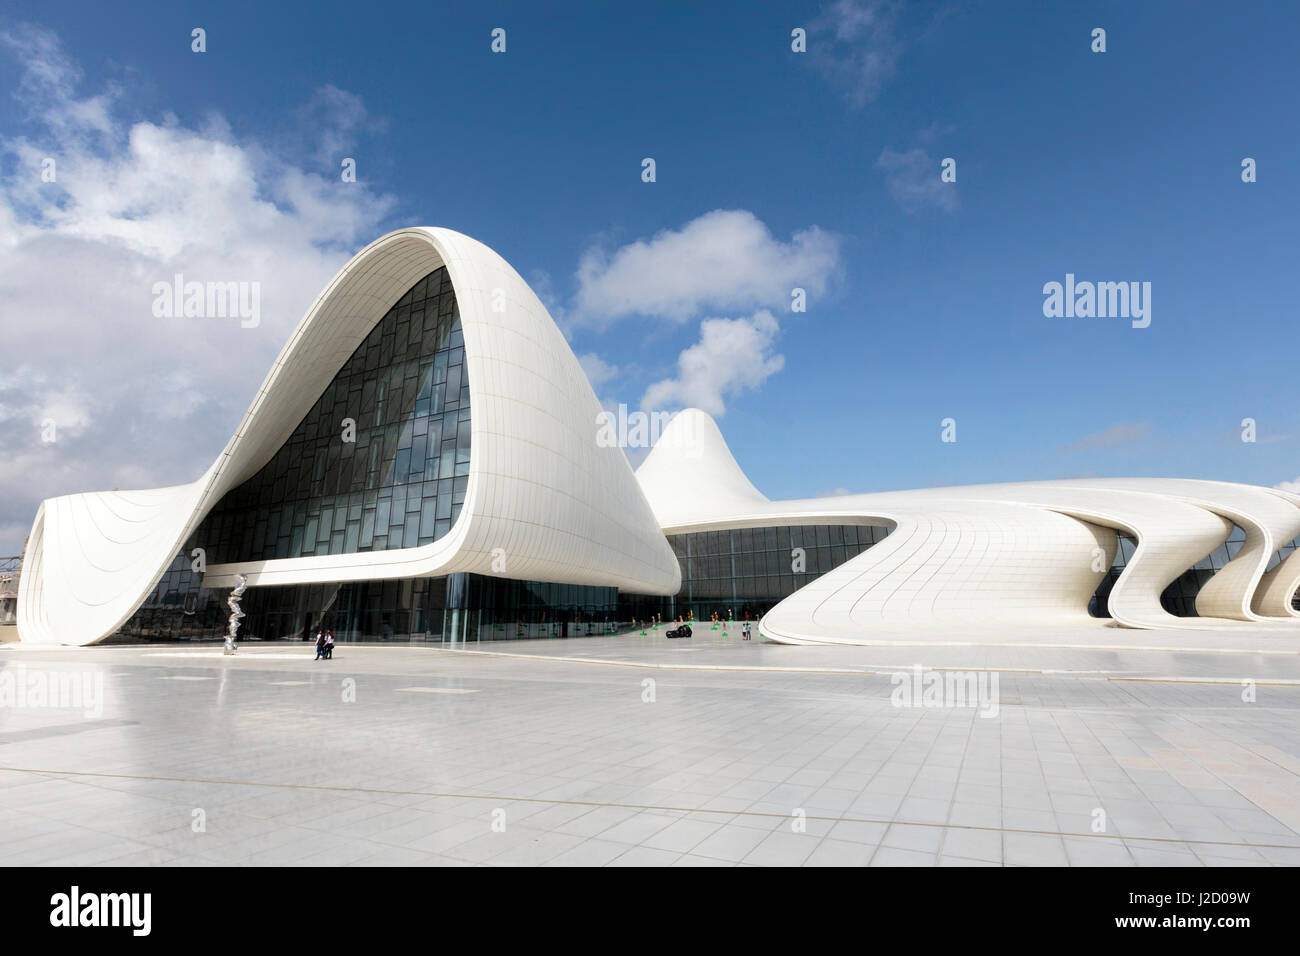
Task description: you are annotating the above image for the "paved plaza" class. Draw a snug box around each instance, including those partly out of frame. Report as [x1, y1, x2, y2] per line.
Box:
[3, 622, 1300, 866]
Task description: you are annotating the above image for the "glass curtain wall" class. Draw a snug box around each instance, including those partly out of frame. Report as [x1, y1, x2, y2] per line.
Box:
[192, 267, 470, 566]
[621, 523, 891, 623]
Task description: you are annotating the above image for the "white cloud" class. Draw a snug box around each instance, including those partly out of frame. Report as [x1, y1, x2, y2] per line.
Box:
[876, 146, 956, 213]
[573, 209, 840, 326]
[1276, 478, 1300, 494]
[641, 310, 784, 418]
[0, 24, 395, 553]
[811, 0, 904, 108]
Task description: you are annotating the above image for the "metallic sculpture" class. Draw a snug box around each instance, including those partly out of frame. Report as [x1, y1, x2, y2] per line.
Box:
[224, 574, 247, 655]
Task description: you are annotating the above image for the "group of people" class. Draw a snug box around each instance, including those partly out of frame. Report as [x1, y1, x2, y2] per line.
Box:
[313, 627, 335, 660]
[710, 610, 753, 640]
[625, 609, 757, 640]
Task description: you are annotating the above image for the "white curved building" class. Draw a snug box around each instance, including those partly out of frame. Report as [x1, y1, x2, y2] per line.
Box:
[638, 410, 1300, 643]
[16, 228, 1300, 646]
[18, 228, 679, 646]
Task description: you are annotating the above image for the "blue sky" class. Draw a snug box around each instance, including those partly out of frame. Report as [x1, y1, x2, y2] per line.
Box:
[1, 1, 1298, 551]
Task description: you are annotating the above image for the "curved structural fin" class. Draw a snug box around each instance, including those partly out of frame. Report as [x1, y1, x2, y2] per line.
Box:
[1255, 549, 1300, 618]
[1070, 478, 1300, 622]
[1257, 488, 1300, 618]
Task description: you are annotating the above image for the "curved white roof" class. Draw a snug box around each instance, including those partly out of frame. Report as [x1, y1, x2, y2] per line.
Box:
[18, 228, 680, 645]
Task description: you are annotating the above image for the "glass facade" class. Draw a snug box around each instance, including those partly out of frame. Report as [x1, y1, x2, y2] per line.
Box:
[112, 523, 891, 642]
[232, 573, 622, 643]
[192, 267, 470, 565]
[622, 523, 892, 623]
[111, 520, 1300, 643]
[112, 552, 224, 640]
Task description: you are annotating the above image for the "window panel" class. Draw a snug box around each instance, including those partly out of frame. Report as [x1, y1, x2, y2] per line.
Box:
[420, 498, 437, 539]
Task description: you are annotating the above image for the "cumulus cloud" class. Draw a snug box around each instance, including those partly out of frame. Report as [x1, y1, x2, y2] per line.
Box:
[572, 209, 840, 326]
[1058, 423, 1152, 455]
[641, 310, 784, 418]
[1276, 478, 1300, 494]
[810, 0, 904, 108]
[0, 24, 395, 553]
[574, 210, 836, 419]
[876, 146, 956, 213]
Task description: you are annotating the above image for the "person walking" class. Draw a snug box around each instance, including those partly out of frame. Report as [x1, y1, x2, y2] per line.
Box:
[324, 628, 335, 660]
[314, 628, 326, 660]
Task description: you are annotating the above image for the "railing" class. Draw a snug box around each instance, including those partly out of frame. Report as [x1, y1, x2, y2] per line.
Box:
[0, 556, 19, 605]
